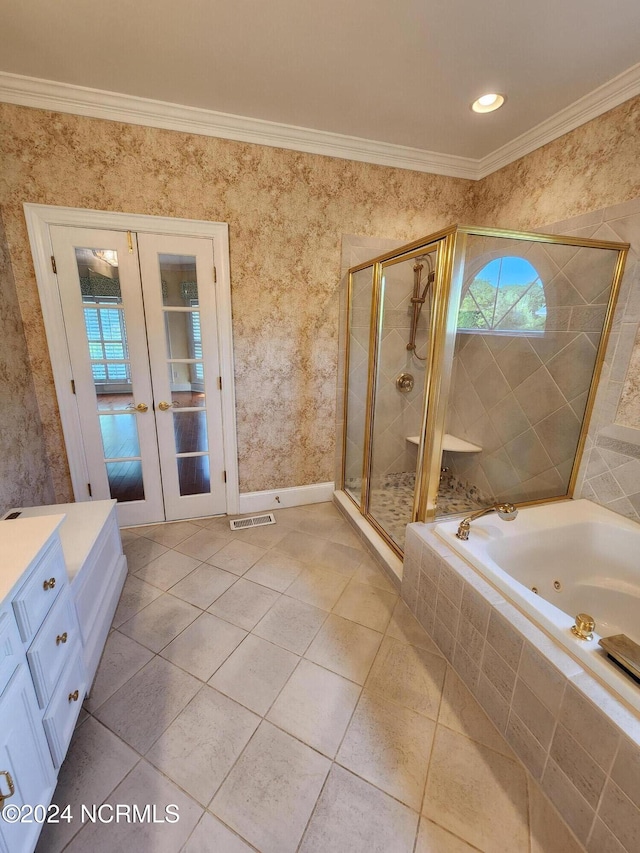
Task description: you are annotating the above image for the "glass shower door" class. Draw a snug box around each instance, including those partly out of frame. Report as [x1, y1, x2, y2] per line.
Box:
[367, 248, 438, 550]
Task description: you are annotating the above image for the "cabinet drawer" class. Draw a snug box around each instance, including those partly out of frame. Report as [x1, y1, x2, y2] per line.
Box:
[12, 537, 67, 644]
[27, 591, 80, 708]
[0, 611, 22, 695]
[43, 653, 87, 768]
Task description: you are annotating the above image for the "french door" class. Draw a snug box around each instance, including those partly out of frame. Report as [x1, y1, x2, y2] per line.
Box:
[50, 225, 227, 525]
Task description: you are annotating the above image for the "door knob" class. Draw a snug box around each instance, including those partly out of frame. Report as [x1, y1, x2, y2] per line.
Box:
[126, 403, 148, 413]
[158, 401, 175, 411]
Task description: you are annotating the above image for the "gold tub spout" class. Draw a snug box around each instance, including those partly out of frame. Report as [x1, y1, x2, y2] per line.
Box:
[456, 502, 518, 540]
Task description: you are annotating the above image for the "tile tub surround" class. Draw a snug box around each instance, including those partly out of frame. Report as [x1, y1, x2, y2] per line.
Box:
[402, 522, 640, 853]
[39, 501, 584, 853]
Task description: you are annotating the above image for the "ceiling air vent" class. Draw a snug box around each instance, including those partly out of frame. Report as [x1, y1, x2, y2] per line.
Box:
[229, 513, 276, 530]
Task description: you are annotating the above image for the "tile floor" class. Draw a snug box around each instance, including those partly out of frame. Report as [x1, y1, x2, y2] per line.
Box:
[37, 502, 583, 853]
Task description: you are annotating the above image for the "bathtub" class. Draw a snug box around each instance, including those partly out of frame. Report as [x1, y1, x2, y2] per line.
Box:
[434, 499, 640, 713]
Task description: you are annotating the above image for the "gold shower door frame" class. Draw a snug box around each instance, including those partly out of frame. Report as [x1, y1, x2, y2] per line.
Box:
[340, 225, 628, 559]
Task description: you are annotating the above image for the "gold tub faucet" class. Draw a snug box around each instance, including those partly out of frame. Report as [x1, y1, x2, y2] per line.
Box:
[456, 503, 518, 540]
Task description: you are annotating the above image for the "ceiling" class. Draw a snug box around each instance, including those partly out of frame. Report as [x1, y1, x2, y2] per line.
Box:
[1, 0, 640, 174]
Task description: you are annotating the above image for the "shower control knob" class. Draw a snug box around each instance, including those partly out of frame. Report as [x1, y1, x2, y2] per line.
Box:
[396, 373, 414, 393]
[571, 613, 595, 641]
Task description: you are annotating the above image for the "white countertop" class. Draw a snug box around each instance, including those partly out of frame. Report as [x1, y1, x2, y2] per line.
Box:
[0, 514, 65, 602]
[3, 501, 117, 582]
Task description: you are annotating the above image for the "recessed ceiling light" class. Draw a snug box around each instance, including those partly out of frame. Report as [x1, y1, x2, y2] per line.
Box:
[471, 93, 505, 113]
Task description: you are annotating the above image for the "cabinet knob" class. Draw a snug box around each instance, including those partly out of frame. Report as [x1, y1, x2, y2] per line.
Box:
[68, 690, 79, 703]
[43, 577, 56, 591]
[0, 770, 15, 810]
[56, 632, 68, 646]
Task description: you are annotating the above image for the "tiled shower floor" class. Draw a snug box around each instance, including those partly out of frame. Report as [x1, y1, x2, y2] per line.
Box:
[38, 502, 581, 853]
[347, 473, 487, 549]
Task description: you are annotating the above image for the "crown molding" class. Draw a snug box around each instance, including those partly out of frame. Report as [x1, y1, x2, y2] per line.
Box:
[0, 71, 478, 179]
[476, 61, 640, 179]
[1, 63, 640, 182]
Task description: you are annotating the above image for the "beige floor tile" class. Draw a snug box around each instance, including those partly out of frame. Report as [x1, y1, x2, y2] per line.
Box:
[387, 600, 443, 654]
[253, 595, 328, 654]
[267, 659, 361, 757]
[285, 566, 349, 611]
[137, 520, 202, 547]
[299, 764, 418, 853]
[119, 527, 141, 544]
[305, 613, 383, 685]
[271, 506, 317, 528]
[123, 537, 169, 573]
[225, 523, 290, 550]
[207, 578, 280, 630]
[366, 636, 446, 719]
[173, 527, 229, 561]
[528, 776, 586, 853]
[209, 634, 299, 715]
[415, 817, 478, 852]
[160, 612, 247, 681]
[84, 630, 154, 712]
[169, 564, 237, 609]
[204, 516, 236, 536]
[207, 540, 266, 575]
[94, 656, 201, 753]
[438, 668, 514, 759]
[275, 529, 327, 562]
[118, 593, 200, 652]
[243, 551, 305, 592]
[146, 686, 260, 805]
[423, 726, 529, 852]
[333, 580, 397, 632]
[314, 539, 367, 577]
[353, 556, 398, 592]
[134, 549, 202, 590]
[182, 813, 254, 853]
[111, 574, 164, 628]
[211, 721, 330, 853]
[64, 759, 202, 853]
[337, 692, 436, 810]
[35, 717, 139, 853]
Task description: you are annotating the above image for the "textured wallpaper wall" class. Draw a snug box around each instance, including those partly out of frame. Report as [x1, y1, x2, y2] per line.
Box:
[0, 103, 473, 499]
[0, 209, 54, 513]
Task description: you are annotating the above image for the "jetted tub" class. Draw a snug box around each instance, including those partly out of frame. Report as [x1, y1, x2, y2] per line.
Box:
[434, 499, 640, 712]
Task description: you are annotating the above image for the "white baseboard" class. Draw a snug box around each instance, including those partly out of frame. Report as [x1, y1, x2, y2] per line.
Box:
[238, 482, 335, 514]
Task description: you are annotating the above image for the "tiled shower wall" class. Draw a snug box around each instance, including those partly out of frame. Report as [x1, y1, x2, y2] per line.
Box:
[544, 200, 640, 521]
[444, 236, 620, 507]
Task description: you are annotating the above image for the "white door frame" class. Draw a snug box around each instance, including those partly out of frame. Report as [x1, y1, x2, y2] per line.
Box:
[24, 203, 240, 517]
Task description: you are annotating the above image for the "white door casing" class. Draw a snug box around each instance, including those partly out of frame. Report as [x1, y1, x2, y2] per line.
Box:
[24, 204, 239, 522]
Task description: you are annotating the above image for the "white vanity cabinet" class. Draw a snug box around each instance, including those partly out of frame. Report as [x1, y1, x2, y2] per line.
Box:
[0, 501, 126, 853]
[0, 516, 81, 853]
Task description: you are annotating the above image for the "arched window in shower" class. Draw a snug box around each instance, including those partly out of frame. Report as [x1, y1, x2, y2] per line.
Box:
[458, 256, 546, 333]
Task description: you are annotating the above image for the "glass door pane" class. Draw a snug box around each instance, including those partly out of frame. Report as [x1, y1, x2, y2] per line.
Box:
[343, 266, 374, 506]
[435, 233, 621, 517]
[367, 249, 437, 550]
[76, 249, 145, 502]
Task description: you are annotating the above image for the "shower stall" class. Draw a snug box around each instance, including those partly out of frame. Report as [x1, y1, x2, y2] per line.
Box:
[339, 225, 627, 556]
